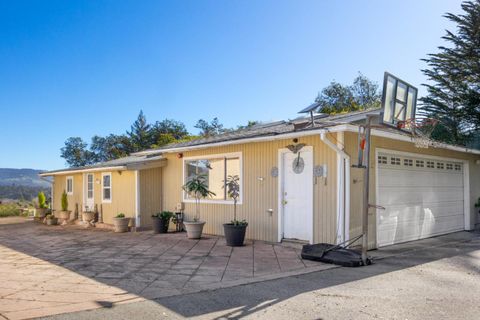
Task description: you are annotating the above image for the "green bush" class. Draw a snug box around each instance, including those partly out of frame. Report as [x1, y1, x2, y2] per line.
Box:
[152, 211, 173, 222]
[116, 213, 125, 218]
[0, 204, 21, 217]
[61, 190, 68, 211]
[38, 192, 47, 209]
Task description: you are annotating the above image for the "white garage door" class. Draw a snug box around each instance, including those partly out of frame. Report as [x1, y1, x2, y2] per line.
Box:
[377, 152, 465, 247]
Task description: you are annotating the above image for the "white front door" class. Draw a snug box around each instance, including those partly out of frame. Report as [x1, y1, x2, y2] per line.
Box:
[280, 147, 313, 242]
[85, 173, 94, 211]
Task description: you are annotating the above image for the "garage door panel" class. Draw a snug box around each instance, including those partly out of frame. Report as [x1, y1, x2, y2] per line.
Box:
[379, 203, 464, 221]
[378, 169, 463, 188]
[379, 188, 463, 206]
[377, 152, 465, 247]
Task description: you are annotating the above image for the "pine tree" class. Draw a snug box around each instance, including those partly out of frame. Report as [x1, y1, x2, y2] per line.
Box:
[419, 0, 480, 145]
[127, 110, 152, 152]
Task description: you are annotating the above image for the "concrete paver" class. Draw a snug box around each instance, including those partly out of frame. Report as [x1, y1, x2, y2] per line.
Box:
[0, 218, 328, 319]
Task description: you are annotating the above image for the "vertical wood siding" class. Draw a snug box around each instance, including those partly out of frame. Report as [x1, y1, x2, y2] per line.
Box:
[344, 131, 480, 248]
[53, 170, 136, 224]
[94, 171, 136, 223]
[161, 134, 338, 243]
[139, 167, 163, 228]
[52, 173, 83, 213]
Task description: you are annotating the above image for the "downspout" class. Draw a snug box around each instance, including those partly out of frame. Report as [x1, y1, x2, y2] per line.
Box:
[320, 132, 350, 244]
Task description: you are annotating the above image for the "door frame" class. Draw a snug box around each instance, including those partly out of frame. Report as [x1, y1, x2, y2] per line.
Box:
[375, 148, 471, 248]
[277, 146, 314, 244]
[83, 172, 95, 211]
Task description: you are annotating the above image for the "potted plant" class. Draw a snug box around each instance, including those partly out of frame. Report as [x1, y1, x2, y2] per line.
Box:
[182, 174, 215, 239]
[152, 211, 173, 234]
[223, 175, 248, 246]
[82, 207, 96, 222]
[36, 192, 48, 218]
[57, 190, 71, 220]
[45, 214, 58, 226]
[113, 213, 130, 233]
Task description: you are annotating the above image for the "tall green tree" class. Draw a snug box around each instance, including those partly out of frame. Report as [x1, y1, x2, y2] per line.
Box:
[60, 137, 96, 167]
[90, 134, 132, 162]
[419, 0, 480, 145]
[315, 74, 381, 114]
[127, 110, 152, 151]
[194, 118, 229, 137]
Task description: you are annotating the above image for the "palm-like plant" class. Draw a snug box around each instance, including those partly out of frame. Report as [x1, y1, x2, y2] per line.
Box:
[182, 174, 215, 221]
[225, 175, 241, 224]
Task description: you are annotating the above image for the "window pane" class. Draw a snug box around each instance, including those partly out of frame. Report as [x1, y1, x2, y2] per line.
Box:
[103, 188, 111, 200]
[67, 179, 72, 193]
[184, 156, 242, 201]
[206, 158, 225, 200]
[226, 158, 241, 200]
[103, 175, 110, 187]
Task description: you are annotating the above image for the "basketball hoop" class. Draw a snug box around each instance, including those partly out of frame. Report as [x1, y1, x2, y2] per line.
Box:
[397, 118, 438, 148]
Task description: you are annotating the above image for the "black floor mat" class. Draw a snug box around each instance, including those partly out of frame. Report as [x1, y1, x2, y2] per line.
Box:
[301, 243, 371, 267]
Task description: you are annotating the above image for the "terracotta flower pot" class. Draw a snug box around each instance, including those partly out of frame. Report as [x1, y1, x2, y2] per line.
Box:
[57, 211, 71, 220]
[113, 217, 130, 233]
[184, 221, 205, 239]
[46, 217, 58, 226]
[36, 208, 47, 218]
[82, 212, 95, 222]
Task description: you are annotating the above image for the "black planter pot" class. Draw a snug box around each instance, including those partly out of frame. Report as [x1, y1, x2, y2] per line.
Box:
[152, 217, 169, 234]
[223, 223, 247, 246]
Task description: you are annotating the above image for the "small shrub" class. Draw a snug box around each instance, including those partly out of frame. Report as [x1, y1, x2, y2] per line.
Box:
[38, 192, 47, 209]
[0, 204, 21, 217]
[152, 211, 173, 222]
[116, 213, 125, 218]
[61, 190, 68, 211]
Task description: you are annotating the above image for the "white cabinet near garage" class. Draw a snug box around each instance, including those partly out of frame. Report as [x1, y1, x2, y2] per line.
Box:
[376, 151, 467, 247]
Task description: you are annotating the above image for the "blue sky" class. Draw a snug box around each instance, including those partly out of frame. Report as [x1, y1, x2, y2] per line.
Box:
[0, 0, 462, 170]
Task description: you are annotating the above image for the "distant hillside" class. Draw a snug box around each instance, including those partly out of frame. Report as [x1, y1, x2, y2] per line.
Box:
[0, 168, 51, 201]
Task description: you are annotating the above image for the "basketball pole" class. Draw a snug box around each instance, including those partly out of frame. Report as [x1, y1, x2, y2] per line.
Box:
[361, 115, 373, 265]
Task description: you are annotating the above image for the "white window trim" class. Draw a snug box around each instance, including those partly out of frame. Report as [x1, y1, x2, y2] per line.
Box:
[182, 152, 243, 205]
[101, 172, 112, 203]
[66, 176, 74, 195]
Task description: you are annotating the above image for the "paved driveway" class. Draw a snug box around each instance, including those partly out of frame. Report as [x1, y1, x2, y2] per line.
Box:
[0, 218, 330, 320]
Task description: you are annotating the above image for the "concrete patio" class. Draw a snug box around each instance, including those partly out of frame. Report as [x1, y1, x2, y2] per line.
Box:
[0, 218, 332, 320]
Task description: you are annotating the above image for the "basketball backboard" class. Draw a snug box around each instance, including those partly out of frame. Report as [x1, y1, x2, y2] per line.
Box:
[380, 72, 418, 131]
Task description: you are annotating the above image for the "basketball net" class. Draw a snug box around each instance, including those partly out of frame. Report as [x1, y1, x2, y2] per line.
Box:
[397, 118, 439, 148]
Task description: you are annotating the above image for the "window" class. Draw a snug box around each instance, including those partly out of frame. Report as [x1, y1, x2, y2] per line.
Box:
[426, 161, 435, 168]
[378, 156, 387, 164]
[454, 164, 462, 171]
[403, 159, 413, 167]
[415, 160, 424, 168]
[446, 163, 453, 170]
[183, 153, 242, 203]
[436, 162, 444, 170]
[390, 157, 401, 165]
[66, 176, 73, 195]
[102, 173, 112, 203]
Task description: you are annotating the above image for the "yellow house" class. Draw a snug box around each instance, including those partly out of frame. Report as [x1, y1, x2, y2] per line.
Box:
[40, 109, 480, 248]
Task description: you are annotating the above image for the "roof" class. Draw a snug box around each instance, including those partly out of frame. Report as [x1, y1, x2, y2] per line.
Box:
[135, 109, 382, 155]
[40, 154, 165, 176]
[42, 108, 480, 175]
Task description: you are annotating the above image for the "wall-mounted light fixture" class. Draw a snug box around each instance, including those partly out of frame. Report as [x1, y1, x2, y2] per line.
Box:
[177, 153, 183, 159]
